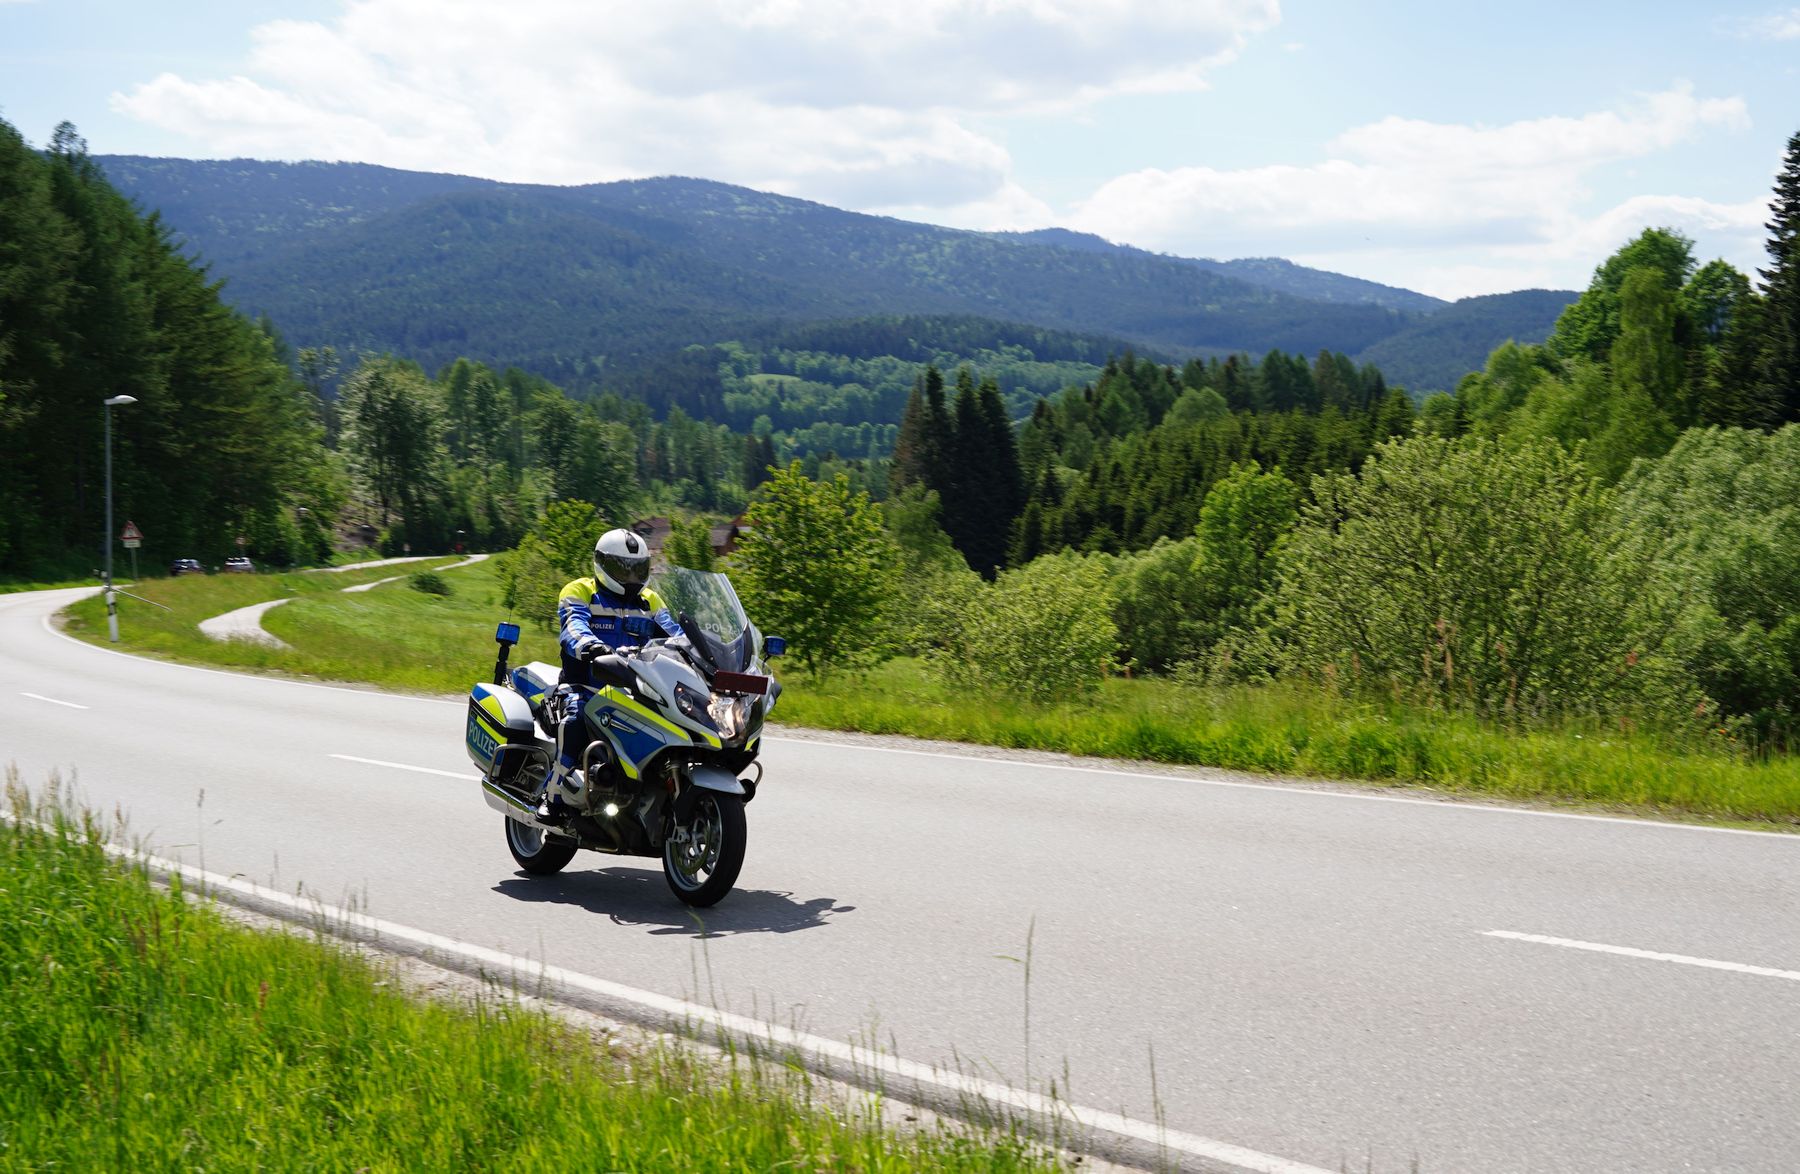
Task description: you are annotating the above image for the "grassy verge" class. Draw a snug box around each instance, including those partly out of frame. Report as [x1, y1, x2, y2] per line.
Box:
[60, 571, 1800, 825]
[61, 557, 561, 693]
[780, 661, 1800, 827]
[0, 777, 1056, 1172]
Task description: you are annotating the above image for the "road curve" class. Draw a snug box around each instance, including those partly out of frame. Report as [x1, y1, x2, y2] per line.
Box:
[5, 586, 1799, 1172]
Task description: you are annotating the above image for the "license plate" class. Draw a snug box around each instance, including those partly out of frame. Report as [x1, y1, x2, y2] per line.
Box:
[712, 671, 769, 695]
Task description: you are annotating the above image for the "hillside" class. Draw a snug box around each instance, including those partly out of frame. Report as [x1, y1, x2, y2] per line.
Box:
[1002, 229, 1447, 314]
[98, 156, 1566, 406]
[1352, 289, 1579, 392]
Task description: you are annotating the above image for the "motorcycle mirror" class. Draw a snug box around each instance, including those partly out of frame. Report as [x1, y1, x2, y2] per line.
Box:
[763, 636, 786, 658]
[494, 622, 520, 646]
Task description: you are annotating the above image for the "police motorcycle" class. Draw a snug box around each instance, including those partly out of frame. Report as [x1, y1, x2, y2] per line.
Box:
[463, 567, 784, 907]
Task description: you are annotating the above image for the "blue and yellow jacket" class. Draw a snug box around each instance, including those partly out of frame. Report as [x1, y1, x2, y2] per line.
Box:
[557, 577, 682, 687]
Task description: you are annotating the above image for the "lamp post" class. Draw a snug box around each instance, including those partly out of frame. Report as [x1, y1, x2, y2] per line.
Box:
[102, 394, 137, 642]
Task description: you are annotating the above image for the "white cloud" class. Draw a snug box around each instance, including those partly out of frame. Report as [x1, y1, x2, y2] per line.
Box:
[111, 0, 1276, 205]
[1069, 84, 1764, 299]
[1727, 8, 1800, 39]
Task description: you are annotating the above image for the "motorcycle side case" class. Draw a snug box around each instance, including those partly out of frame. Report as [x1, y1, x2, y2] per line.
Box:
[466, 682, 538, 782]
[510, 661, 559, 707]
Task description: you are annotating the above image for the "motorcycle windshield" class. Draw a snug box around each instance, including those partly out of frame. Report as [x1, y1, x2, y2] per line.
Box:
[650, 567, 753, 673]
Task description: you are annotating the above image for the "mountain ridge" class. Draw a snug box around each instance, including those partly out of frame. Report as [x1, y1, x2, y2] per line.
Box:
[98, 156, 1573, 398]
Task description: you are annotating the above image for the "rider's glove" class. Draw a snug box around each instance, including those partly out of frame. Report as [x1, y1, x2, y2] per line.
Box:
[613, 644, 641, 658]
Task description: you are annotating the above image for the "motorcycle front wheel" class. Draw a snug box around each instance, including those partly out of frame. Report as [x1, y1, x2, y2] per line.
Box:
[663, 791, 745, 907]
[505, 816, 578, 875]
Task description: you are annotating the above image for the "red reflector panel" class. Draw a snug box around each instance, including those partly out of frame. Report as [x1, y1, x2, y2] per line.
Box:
[713, 671, 770, 695]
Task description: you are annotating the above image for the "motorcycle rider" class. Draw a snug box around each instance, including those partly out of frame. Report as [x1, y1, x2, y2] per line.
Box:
[541, 527, 682, 814]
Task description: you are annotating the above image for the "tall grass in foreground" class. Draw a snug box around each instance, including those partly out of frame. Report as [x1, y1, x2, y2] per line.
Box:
[781, 661, 1800, 826]
[0, 776, 1058, 1173]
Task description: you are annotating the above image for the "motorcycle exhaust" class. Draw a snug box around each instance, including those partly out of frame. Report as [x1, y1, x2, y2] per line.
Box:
[484, 773, 628, 854]
[481, 778, 559, 832]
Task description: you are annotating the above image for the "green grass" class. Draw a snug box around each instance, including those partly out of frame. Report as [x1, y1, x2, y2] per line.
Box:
[62, 557, 563, 693]
[780, 660, 1800, 827]
[0, 777, 1058, 1172]
[60, 569, 1800, 826]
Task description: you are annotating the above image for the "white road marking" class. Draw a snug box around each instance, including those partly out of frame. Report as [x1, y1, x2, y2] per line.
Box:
[329, 753, 469, 780]
[47, 820, 1328, 1174]
[20, 691, 88, 710]
[765, 736, 1800, 840]
[32, 596, 1800, 841]
[1484, 931, 1800, 983]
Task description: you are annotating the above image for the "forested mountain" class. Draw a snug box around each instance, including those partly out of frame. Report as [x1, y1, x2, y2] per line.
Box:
[1003, 229, 1447, 313]
[1352, 289, 1578, 392]
[96, 157, 1564, 408]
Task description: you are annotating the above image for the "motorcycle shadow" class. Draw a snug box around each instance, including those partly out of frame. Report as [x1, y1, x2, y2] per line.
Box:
[492, 866, 855, 938]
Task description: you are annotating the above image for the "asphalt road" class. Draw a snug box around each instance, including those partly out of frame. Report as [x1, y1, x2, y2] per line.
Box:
[5, 586, 1799, 1172]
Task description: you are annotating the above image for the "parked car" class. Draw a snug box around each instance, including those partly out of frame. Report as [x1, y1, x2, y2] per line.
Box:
[169, 558, 204, 576]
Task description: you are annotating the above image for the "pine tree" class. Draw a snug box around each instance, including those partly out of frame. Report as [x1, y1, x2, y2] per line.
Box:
[943, 367, 983, 564]
[970, 376, 1024, 574]
[889, 383, 928, 491]
[1372, 386, 1416, 441]
[741, 433, 765, 490]
[1759, 129, 1800, 423]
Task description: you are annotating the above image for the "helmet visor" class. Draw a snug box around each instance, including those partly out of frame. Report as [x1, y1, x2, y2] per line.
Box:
[598, 550, 650, 591]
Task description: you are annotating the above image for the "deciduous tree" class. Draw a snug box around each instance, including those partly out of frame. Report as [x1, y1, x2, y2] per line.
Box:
[734, 462, 897, 676]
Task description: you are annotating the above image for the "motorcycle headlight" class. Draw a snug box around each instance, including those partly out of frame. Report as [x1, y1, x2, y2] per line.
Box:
[673, 683, 714, 728]
[708, 694, 750, 740]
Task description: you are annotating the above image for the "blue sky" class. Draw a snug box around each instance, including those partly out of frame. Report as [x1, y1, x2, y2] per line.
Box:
[4, 0, 1796, 298]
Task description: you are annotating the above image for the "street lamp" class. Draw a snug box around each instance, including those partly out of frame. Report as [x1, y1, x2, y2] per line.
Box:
[103, 394, 137, 643]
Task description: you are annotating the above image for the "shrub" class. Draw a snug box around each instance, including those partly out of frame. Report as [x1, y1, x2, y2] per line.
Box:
[1615, 424, 1800, 747]
[408, 570, 452, 596]
[884, 486, 982, 657]
[1112, 466, 1297, 675]
[665, 516, 717, 571]
[937, 550, 1117, 704]
[1112, 537, 1205, 672]
[1267, 434, 1688, 720]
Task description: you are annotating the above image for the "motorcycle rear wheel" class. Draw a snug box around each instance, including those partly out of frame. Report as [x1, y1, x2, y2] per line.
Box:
[505, 816, 578, 875]
[663, 791, 745, 907]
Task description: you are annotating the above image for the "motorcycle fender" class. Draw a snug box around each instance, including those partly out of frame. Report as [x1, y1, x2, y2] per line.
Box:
[674, 763, 745, 824]
[686, 764, 746, 796]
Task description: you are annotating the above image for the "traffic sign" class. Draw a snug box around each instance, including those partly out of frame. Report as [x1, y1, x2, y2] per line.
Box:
[122, 538, 141, 549]
[121, 520, 143, 541]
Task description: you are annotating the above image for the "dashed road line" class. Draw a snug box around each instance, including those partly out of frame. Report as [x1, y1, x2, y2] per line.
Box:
[329, 753, 469, 779]
[1484, 930, 1800, 983]
[20, 691, 88, 709]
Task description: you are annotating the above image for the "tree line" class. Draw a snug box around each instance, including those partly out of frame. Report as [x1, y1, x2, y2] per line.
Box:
[0, 120, 337, 577]
[726, 131, 1800, 752]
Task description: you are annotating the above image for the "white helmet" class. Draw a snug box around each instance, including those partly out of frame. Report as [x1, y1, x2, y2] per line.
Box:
[593, 528, 650, 596]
